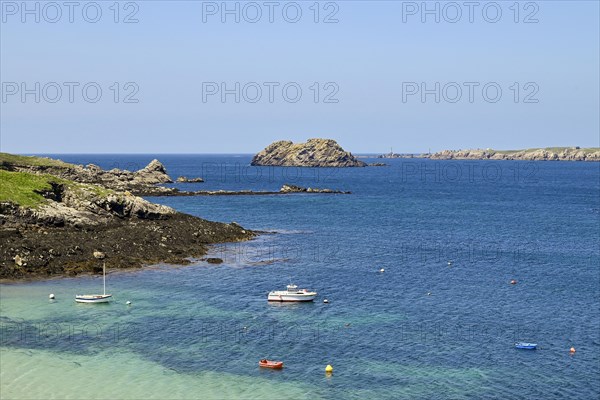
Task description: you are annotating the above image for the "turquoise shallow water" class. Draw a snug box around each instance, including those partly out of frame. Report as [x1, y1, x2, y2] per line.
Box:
[1, 155, 599, 399]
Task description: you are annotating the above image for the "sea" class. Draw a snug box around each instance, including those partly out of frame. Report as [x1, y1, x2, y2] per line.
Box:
[1, 154, 599, 399]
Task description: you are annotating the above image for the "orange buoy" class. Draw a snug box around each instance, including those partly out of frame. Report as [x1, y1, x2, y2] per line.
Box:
[570, 347, 576, 354]
[510, 279, 517, 285]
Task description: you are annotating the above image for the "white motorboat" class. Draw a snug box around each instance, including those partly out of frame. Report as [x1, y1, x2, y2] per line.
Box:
[76, 261, 112, 303]
[268, 284, 317, 302]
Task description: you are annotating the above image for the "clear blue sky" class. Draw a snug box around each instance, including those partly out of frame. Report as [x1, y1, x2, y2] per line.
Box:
[1, 1, 598, 153]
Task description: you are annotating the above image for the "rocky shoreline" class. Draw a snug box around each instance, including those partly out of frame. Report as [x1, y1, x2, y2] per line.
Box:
[0, 152, 354, 279]
[0, 214, 252, 280]
[0, 154, 256, 279]
[1, 153, 177, 196]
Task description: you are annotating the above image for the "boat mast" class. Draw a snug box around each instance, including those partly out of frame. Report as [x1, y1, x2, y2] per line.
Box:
[103, 261, 106, 295]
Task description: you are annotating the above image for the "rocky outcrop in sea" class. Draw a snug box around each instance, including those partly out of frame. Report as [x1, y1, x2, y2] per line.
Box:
[153, 184, 350, 196]
[279, 184, 350, 194]
[251, 139, 367, 167]
[176, 176, 204, 183]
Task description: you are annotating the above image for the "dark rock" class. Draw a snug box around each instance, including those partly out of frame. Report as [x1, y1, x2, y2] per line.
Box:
[0, 213, 253, 279]
[205, 257, 224, 264]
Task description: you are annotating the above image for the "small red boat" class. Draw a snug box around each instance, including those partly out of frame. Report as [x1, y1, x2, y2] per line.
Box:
[259, 359, 283, 369]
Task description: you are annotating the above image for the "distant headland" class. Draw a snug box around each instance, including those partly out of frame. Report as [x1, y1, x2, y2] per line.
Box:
[378, 147, 600, 162]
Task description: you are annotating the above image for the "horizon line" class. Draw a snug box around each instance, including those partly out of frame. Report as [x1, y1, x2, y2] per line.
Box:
[6, 146, 598, 156]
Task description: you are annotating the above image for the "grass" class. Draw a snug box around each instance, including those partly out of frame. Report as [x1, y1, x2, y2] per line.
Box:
[0, 170, 65, 208]
[0, 169, 114, 209]
[0, 152, 73, 168]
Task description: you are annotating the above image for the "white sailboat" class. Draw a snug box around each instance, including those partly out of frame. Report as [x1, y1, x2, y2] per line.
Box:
[75, 261, 112, 303]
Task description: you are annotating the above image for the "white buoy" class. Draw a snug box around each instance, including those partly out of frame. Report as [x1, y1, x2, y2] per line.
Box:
[323, 299, 329, 304]
[49, 294, 55, 299]
[380, 268, 385, 273]
[126, 301, 131, 305]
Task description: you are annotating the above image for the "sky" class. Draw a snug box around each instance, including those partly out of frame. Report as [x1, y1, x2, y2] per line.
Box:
[1, 0, 599, 154]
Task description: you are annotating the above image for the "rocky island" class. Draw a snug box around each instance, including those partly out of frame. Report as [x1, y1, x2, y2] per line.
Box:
[251, 139, 367, 167]
[0, 153, 254, 279]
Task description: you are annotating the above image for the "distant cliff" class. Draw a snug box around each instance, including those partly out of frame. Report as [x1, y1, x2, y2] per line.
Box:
[251, 139, 367, 167]
[429, 147, 600, 162]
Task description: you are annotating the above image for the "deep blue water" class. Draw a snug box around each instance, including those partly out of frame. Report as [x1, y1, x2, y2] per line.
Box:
[2, 154, 599, 399]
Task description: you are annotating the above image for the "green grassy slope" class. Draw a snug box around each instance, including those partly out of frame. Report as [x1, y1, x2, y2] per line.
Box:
[0, 152, 73, 168]
[0, 170, 64, 208]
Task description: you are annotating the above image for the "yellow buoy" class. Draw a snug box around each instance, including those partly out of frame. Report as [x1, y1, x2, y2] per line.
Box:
[325, 364, 333, 373]
[570, 347, 576, 354]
